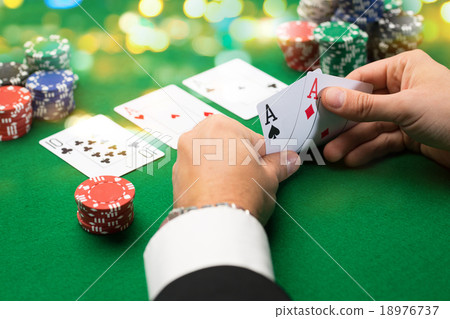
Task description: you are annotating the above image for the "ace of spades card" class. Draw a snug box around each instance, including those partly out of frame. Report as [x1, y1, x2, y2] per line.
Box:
[39, 115, 164, 177]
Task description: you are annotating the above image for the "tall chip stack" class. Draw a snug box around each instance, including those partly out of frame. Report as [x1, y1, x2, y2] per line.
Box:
[276, 21, 320, 72]
[314, 21, 368, 77]
[22, 35, 78, 121]
[75, 176, 136, 235]
[369, 10, 424, 61]
[297, 0, 338, 24]
[26, 70, 76, 121]
[331, 0, 384, 32]
[0, 86, 33, 141]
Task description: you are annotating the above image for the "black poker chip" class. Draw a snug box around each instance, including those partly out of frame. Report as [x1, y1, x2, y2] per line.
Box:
[0, 62, 30, 86]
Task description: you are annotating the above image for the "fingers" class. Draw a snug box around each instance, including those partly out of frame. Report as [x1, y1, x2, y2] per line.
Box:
[321, 87, 409, 124]
[340, 130, 406, 167]
[263, 151, 301, 182]
[324, 122, 399, 162]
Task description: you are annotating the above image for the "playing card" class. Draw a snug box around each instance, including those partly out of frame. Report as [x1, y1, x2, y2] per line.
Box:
[300, 72, 373, 151]
[183, 59, 287, 120]
[39, 115, 164, 177]
[257, 78, 306, 154]
[114, 85, 222, 149]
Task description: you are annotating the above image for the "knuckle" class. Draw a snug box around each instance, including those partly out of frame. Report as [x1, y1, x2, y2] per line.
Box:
[354, 92, 374, 118]
[177, 132, 191, 150]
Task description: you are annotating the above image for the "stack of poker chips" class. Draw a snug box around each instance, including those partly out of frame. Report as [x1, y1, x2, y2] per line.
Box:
[369, 10, 423, 61]
[276, 21, 320, 72]
[0, 86, 33, 141]
[25, 70, 76, 121]
[331, 0, 384, 32]
[314, 21, 368, 77]
[297, 0, 338, 24]
[0, 62, 30, 86]
[75, 176, 135, 235]
[24, 35, 71, 72]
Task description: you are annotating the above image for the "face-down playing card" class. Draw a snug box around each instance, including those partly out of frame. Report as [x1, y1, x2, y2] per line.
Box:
[183, 59, 288, 120]
[114, 85, 222, 149]
[39, 114, 164, 177]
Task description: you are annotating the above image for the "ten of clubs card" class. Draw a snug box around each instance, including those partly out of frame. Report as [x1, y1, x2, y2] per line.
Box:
[39, 114, 164, 177]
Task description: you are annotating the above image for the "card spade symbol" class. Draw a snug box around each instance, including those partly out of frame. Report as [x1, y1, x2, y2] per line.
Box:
[268, 83, 277, 89]
[88, 140, 96, 145]
[268, 125, 280, 139]
[171, 114, 180, 119]
[135, 114, 144, 120]
[61, 148, 72, 155]
[204, 112, 213, 117]
[206, 88, 215, 92]
[92, 152, 101, 157]
[108, 145, 117, 150]
[118, 151, 127, 156]
[75, 141, 83, 146]
[105, 152, 114, 157]
[101, 158, 110, 164]
[83, 146, 93, 152]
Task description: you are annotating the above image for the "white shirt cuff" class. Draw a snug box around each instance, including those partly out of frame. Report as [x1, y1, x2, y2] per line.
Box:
[143, 206, 274, 300]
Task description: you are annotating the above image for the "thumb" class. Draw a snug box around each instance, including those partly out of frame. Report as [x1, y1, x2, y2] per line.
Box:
[263, 150, 300, 182]
[321, 87, 409, 124]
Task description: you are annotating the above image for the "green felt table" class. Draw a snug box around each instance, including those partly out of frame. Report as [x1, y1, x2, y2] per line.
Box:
[0, 1, 449, 301]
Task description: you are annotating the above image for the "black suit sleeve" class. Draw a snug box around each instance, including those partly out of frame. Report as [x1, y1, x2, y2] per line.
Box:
[155, 265, 290, 301]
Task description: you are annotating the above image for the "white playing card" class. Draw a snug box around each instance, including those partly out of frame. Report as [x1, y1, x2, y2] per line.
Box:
[39, 115, 164, 177]
[114, 85, 222, 149]
[257, 78, 306, 154]
[300, 72, 373, 152]
[183, 59, 287, 120]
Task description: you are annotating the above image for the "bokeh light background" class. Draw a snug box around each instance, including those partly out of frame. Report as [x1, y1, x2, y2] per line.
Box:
[0, 0, 449, 94]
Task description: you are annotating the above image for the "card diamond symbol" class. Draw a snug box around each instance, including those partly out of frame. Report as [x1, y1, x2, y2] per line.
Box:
[171, 114, 180, 119]
[204, 112, 213, 117]
[305, 104, 315, 119]
[321, 128, 329, 139]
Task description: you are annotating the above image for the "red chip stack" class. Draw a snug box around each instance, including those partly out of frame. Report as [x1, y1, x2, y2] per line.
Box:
[75, 176, 135, 235]
[0, 86, 33, 141]
[276, 21, 320, 72]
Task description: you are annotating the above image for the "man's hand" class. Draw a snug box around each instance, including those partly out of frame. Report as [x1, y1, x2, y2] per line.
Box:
[171, 115, 300, 225]
[321, 50, 450, 167]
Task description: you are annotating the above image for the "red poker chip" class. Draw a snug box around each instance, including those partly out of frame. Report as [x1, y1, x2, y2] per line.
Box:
[0, 110, 33, 125]
[0, 86, 32, 114]
[0, 123, 32, 136]
[277, 21, 317, 44]
[78, 207, 134, 226]
[0, 124, 31, 141]
[75, 176, 135, 212]
[77, 210, 134, 235]
[77, 200, 134, 216]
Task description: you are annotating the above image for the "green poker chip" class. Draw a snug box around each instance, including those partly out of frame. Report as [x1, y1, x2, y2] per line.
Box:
[23, 35, 71, 72]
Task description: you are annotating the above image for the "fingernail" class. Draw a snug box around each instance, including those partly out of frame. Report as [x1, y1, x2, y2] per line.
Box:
[325, 88, 345, 109]
[287, 152, 301, 176]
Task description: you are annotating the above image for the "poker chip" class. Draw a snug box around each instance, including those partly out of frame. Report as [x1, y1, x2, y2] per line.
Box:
[24, 35, 71, 72]
[276, 21, 320, 72]
[368, 10, 423, 61]
[314, 21, 368, 77]
[25, 70, 76, 121]
[75, 176, 136, 235]
[0, 62, 30, 86]
[297, 0, 338, 24]
[331, 0, 384, 31]
[0, 86, 33, 141]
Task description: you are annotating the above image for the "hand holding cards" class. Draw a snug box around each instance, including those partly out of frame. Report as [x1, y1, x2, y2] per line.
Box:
[257, 69, 373, 154]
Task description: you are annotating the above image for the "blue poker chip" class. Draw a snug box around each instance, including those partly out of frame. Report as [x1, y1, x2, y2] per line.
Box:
[26, 70, 75, 93]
